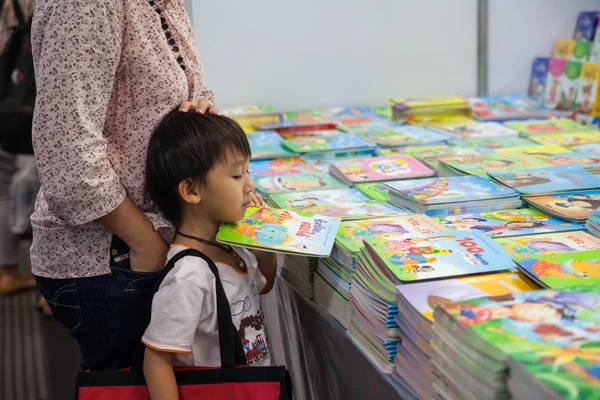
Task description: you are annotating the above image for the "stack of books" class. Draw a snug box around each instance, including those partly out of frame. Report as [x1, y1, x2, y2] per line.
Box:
[329, 155, 435, 185]
[493, 231, 600, 259]
[339, 123, 452, 148]
[438, 153, 551, 178]
[524, 190, 600, 222]
[468, 95, 553, 121]
[389, 96, 470, 122]
[280, 131, 376, 160]
[587, 215, 600, 237]
[385, 176, 522, 216]
[431, 286, 600, 400]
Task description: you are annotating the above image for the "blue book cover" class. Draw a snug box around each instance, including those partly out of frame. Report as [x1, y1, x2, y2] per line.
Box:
[249, 158, 322, 177]
[528, 57, 550, 104]
[364, 231, 516, 282]
[433, 208, 583, 238]
[573, 11, 600, 41]
[571, 143, 600, 152]
[247, 131, 295, 160]
[487, 166, 600, 196]
[385, 176, 518, 205]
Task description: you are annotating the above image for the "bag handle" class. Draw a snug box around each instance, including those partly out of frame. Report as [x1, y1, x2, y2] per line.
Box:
[133, 248, 247, 369]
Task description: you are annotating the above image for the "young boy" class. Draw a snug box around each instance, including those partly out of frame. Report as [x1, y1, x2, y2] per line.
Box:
[142, 111, 277, 399]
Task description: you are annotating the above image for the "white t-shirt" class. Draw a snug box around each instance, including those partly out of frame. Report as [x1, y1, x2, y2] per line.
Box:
[142, 245, 271, 367]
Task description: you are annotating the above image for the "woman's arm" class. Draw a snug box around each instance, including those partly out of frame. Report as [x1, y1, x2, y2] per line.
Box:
[143, 348, 178, 400]
[32, 1, 166, 271]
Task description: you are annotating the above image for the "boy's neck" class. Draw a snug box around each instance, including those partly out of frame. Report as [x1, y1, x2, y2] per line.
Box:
[176, 216, 220, 243]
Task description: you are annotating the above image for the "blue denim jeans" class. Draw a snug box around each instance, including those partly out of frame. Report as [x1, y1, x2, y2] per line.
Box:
[35, 236, 165, 371]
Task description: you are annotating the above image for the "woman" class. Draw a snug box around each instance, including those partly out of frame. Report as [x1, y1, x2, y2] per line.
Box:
[31, 0, 217, 371]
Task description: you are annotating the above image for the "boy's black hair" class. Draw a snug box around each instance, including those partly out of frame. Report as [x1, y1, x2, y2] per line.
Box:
[146, 110, 251, 226]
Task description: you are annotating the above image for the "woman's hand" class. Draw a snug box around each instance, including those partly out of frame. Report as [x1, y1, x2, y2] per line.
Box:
[179, 99, 218, 114]
[129, 233, 169, 273]
[249, 192, 267, 207]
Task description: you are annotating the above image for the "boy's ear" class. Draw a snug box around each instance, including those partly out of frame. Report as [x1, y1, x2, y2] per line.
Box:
[178, 178, 202, 204]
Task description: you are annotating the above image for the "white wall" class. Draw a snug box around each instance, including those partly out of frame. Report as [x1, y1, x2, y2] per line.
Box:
[488, 0, 600, 96]
[192, 0, 477, 110]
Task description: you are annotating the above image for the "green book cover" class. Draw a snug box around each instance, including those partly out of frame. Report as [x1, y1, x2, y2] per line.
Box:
[441, 152, 551, 177]
[514, 250, 600, 288]
[355, 183, 391, 202]
[505, 119, 590, 136]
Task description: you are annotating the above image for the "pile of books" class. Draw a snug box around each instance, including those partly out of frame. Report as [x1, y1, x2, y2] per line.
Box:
[587, 215, 600, 237]
[329, 155, 435, 185]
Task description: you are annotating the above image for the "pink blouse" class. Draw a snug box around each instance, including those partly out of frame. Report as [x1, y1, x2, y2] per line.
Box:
[30, 0, 214, 278]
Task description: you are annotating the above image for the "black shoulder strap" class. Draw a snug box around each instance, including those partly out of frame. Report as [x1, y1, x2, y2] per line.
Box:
[10, 0, 25, 27]
[141, 248, 248, 369]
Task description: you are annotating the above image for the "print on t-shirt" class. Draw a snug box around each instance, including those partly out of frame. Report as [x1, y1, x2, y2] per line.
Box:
[237, 309, 269, 364]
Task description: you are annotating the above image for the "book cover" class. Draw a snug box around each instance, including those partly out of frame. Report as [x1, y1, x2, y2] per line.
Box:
[568, 41, 594, 62]
[529, 131, 600, 147]
[439, 286, 600, 356]
[554, 40, 576, 59]
[330, 155, 435, 183]
[544, 152, 600, 167]
[337, 121, 405, 135]
[336, 215, 448, 255]
[280, 132, 375, 153]
[495, 144, 571, 159]
[254, 172, 347, 194]
[355, 182, 391, 202]
[381, 146, 494, 169]
[389, 96, 467, 109]
[515, 250, 600, 288]
[355, 131, 421, 147]
[396, 271, 539, 322]
[216, 206, 341, 257]
[494, 231, 600, 258]
[543, 59, 567, 109]
[525, 191, 600, 220]
[571, 142, 600, 152]
[528, 58, 550, 104]
[247, 131, 295, 160]
[353, 125, 452, 148]
[249, 157, 321, 177]
[268, 188, 407, 220]
[438, 122, 518, 138]
[469, 95, 551, 121]
[504, 118, 590, 135]
[573, 11, 600, 41]
[386, 176, 518, 205]
[465, 137, 537, 150]
[487, 166, 600, 196]
[410, 115, 477, 127]
[434, 208, 583, 238]
[557, 61, 583, 111]
[441, 153, 551, 177]
[577, 62, 600, 116]
[364, 231, 515, 282]
[255, 116, 330, 130]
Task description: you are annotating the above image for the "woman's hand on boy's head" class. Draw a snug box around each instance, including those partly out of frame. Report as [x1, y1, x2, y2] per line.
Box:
[179, 99, 219, 114]
[249, 192, 267, 207]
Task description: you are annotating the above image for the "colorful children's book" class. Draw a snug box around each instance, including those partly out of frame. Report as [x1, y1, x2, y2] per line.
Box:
[386, 176, 519, 205]
[571, 142, 600, 152]
[389, 96, 469, 121]
[337, 121, 405, 135]
[355, 182, 391, 202]
[468, 95, 552, 122]
[573, 11, 600, 41]
[528, 58, 550, 104]
[440, 153, 551, 178]
[558, 61, 583, 111]
[329, 155, 435, 184]
[247, 131, 295, 160]
[249, 157, 321, 177]
[221, 105, 281, 131]
[364, 231, 515, 282]
[524, 190, 600, 222]
[543, 59, 567, 109]
[529, 131, 600, 147]
[577, 62, 600, 116]
[504, 118, 590, 136]
[436, 122, 518, 138]
[460, 136, 537, 150]
[253, 172, 347, 195]
[353, 126, 452, 148]
[410, 115, 477, 127]
[544, 152, 600, 167]
[280, 132, 374, 152]
[493, 231, 600, 258]
[433, 208, 583, 238]
[554, 40, 576, 59]
[487, 166, 600, 195]
[514, 250, 600, 289]
[495, 144, 571, 160]
[267, 188, 408, 220]
[380, 145, 494, 169]
[568, 41, 594, 62]
[336, 215, 448, 255]
[216, 207, 340, 257]
[396, 271, 538, 323]
[255, 117, 332, 130]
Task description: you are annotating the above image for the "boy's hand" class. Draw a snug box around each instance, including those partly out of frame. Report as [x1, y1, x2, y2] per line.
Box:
[249, 192, 267, 207]
[179, 99, 219, 114]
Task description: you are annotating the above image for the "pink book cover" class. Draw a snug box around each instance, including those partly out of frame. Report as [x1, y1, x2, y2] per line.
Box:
[331, 155, 435, 183]
[543, 58, 567, 109]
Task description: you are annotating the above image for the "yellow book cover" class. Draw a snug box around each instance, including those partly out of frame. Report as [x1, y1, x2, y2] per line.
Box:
[554, 40, 576, 59]
[409, 115, 476, 127]
[530, 131, 600, 147]
[396, 271, 539, 323]
[388, 95, 467, 108]
[496, 144, 572, 159]
[577, 62, 600, 116]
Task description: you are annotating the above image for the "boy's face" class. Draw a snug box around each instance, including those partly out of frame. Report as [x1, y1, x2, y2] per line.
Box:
[199, 152, 255, 223]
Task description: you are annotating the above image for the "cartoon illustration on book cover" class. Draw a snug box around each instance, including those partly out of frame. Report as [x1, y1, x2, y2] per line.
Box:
[531, 131, 600, 147]
[544, 59, 567, 109]
[254, 173, 345, 194]
[515, 250, 600, 288]
[249, 157, 320, 177]
[527, 192, 600, 219]
[494, 232, 600, 258]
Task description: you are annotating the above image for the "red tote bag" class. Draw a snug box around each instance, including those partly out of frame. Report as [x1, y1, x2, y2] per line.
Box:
[75, 249, 293, 400]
